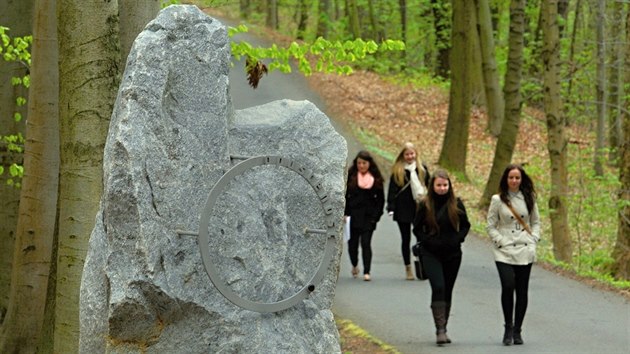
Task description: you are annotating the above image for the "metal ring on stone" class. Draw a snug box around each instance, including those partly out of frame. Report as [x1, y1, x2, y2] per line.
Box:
[198, 156, 338, 313]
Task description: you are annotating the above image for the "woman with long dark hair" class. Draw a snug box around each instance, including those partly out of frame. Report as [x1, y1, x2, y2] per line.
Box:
[413, 169, 470, 345]
[487, 164, 540, 346]
[344, 150, 385, 281]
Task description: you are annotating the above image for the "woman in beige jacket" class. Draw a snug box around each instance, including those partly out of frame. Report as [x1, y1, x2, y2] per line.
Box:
[487, 164, 540, 346]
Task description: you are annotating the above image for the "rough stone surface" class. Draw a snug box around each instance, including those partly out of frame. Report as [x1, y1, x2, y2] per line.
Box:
[79, 5, 346, 354]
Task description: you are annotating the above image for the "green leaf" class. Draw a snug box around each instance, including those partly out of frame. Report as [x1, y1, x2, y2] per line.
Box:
[228, 24, 248, 37]
[9, 163, 23, 178]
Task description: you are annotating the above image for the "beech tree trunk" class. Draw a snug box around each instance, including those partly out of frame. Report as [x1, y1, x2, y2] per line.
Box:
[475, 0, 504, 136]
[346, 0, 361, 39]
[541, 0, 572, 263]
[118, 0, 160, 71]
[594, 0, 606, 176]
[0, 0, 59, 351]
[316, 0, 330, 38]
[611, 3, 630, 280]
[438, 0, 473, 175]
[567, 0, 584, 96]
[296, 0, 309, 40]
[607, 1, 625, 162]
[55, 0, 121, 351]
[266, 0, 278, 29]
[480, 0, 526, 209]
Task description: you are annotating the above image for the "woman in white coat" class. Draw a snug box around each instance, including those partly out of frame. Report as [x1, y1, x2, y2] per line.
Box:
[486, 164, 540, 346]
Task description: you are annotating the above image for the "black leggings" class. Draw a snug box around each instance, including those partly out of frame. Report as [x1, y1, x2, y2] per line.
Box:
[396, 221, 415, 265]
[422, 251, 462, 305]
[495, 261, 533, 329]
[348, 228, 374, 274]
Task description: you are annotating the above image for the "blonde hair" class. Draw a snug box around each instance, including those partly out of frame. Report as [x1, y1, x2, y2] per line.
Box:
[391, 142, 426, 187]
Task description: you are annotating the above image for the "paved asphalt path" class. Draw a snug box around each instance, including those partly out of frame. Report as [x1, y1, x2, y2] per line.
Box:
[219, 15, 629, 354]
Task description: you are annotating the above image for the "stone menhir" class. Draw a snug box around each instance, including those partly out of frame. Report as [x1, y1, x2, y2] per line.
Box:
[79, 5, 347, 353]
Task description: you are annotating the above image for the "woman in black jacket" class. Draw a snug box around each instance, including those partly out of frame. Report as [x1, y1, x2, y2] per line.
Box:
[344, 151, 385, 281]
[387, 142, 430, 280]
[413, 169, 470, 345]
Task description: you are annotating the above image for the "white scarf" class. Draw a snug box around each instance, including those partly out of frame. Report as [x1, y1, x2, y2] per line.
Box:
[405, 162, 425, 201]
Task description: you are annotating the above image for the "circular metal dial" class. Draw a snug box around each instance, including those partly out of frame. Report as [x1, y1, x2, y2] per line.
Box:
[198, 156, 337, 313]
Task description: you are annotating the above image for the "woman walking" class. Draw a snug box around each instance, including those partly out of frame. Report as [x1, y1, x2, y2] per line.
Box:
[413, 169, 470, 344]
[487, 164, 540, 345]
[344, 150, 385, 281]
[387, 142, 430, 280]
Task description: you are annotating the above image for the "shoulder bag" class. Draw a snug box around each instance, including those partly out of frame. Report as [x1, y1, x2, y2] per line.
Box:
[411, 242, 427, 280]
[394, 180, 411, 199]
[505, 202, 532, 235]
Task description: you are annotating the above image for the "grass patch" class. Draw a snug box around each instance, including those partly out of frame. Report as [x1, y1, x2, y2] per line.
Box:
[336, 318, 400, 354]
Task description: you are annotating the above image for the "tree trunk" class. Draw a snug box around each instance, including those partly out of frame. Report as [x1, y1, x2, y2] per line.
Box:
[367, 0, 382, 42]
[558, 0, 570, 37]
[438, 0, 473, 175]
[430, 0, 451, 78]
[541, 0, 572, 263]
[567, 0, 583, 96]
[296, 0, 309, 40]
[480, 0, 526, 209]
[0, 0, 59, 352]
[0, 0, 34, 320]
[469, 1, 485, 107]
[55, 0, 121, 352]
[607, 1, 625, 162]
[118, 0, 160, 71]
[346, 0, 361, 39]
[266, 0, 278, 29]
[316, 0, 330, 38]
[594, 0, 606, 176]
[475, 0, 504, 136]
[240, 0, 250, 20]
[398, 0, 407, 48]
[611, 0, 630, 280]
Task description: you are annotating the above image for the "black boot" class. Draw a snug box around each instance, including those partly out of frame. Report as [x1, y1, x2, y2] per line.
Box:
[503, 324, 513, 346]
[431, 302, 448, 345]
[513, 327, 523, 345]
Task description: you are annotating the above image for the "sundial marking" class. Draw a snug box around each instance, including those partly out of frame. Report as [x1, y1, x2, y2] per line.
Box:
[193, 155, 338, 313]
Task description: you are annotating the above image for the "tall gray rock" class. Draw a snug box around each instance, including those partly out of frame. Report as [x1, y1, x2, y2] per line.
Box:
[80, 5, 347, 353]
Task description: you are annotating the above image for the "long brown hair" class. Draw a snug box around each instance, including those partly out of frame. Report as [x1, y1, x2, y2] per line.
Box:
[347, 150, 384, 190]
[391, 142, 426, 187]
[422, 169, 462, 234]
[498, 164, 537, 213]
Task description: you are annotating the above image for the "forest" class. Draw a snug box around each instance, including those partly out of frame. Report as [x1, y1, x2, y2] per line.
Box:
[0, 0, 628, 353]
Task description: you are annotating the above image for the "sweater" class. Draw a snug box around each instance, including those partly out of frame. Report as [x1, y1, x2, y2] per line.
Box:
[413, 196, 470, 260]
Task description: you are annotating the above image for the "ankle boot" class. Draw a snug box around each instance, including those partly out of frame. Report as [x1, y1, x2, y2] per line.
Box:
[431, 303, 448, 345]
[503, 324, 513, 346]
[405, 265, 414, 280]
[513, 327, 523, 345]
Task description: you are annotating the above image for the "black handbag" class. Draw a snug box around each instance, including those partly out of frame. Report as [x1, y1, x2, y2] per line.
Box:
[411, 242, 427, 280]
